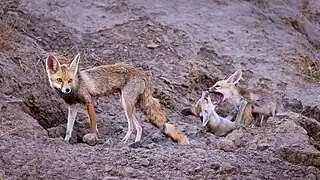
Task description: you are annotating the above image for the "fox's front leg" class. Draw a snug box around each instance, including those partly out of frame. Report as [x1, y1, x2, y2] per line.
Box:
[82, 102, 99, 145]
[65, 104, 78, 143]
[86, 103, 98, 135]
[243, 104, 253, 126]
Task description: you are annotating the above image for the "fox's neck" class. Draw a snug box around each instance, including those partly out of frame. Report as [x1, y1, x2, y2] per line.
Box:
[229, 89, 242, 108]
[209, 105, 220, 122]
[211, 110, 220, 122]
[229, 87, 250, 108]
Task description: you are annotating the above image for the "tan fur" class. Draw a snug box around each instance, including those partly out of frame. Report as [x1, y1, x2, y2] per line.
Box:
[46, 54, 189, 145]
[239, 89, 254, 125]
[164, 123, 189, 144]
[87, 103, 97, 133]
[208, 70, 278, 126]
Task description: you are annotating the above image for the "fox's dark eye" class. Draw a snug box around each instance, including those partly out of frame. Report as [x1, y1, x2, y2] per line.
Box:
[68, 78, 73, 84]
[215, 85, 221, 88]
[56, 78, 62, 83]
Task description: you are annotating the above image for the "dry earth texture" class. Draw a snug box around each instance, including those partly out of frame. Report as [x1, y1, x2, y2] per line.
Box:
[0, 0, 320, 179]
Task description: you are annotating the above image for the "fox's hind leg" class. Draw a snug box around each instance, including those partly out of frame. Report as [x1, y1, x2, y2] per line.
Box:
[121, 78, 145, 143]
[120, 92, 135, 143]
[132, 110, 142, 142]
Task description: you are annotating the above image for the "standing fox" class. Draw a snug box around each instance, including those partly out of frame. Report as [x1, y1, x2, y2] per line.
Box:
[45, 53, 189, 145]
[207, 70, 279, 126]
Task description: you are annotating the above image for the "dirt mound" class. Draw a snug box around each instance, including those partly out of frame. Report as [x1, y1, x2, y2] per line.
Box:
[0, 0, 319, 179]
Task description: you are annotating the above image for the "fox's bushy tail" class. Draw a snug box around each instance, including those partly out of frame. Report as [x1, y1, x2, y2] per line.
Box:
[139, 77, 189, 145]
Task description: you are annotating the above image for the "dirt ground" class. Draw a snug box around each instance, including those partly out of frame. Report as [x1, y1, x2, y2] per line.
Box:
[0, 0, 319, 179]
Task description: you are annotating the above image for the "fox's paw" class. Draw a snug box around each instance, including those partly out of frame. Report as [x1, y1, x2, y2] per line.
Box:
[64, 138, 70, 144]
[64, 138, 70, 149]
[83, 133, 98, 146]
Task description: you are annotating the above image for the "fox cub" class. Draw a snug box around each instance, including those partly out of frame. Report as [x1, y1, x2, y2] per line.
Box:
[181, 91, 242, 136]
[46, 53, 189, 145]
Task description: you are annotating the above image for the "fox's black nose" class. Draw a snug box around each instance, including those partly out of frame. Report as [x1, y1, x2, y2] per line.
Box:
[65, 88, 71, 93]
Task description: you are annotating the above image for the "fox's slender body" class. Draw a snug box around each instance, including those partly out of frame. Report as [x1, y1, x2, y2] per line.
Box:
[207, 70, 278, 126]
[181, 91, 240, 136]
[46, 53, 189, 145]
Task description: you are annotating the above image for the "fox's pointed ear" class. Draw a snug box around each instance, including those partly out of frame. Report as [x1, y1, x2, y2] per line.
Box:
[226, 70, 242, 84]
[46, 55, 60, 74]
[69, 53, 81, 72]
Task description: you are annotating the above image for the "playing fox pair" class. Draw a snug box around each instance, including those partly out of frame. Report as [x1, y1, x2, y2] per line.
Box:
[181, 70, 282, 136]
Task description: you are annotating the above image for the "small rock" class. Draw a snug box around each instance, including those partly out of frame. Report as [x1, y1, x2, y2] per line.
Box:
[123, 167, 137, 178]
[217, 163, 237, 175]
[140, 158, 150, 167]
[146, 42, 159, 49]
[162, 35, 172, 43]
[212, 61, 221, 66]
[194, 165, 203, 173]
[176, 51, 183, 58]
[102, 49, 112, 55]
[124, 167, 135, 173]
[103, 139, 115, 147]
[83, 133, 98, 146]
[146, 20, 155, 26]
[129, 141, 142, 148]
[217, 139, 236, 152]
[194, 148, 206, 154]
[105, 165, 113, 172]
[206, 162, 220, 170]
[143, 27, 149, 32]
[257, 143, 271, 151]
[7, 11, 18, 17]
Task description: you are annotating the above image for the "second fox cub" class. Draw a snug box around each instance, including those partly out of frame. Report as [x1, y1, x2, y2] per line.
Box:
[45, 53, 189, 145]
[181, 91, 241, 136]
[207, 70, 279, 126]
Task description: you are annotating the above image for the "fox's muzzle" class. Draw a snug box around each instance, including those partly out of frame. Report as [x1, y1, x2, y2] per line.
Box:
[206, 87, 216, 93]
[64, 88, 71, 93]
[61, 87, 71, 94]
[60, 83, 72, 94]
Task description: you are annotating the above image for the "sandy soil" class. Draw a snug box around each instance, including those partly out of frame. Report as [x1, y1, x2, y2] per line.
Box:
[0, 0, 319, 179]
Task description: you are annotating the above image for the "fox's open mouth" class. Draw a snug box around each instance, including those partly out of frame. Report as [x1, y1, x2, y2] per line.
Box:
[214, 92, 224, 104]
